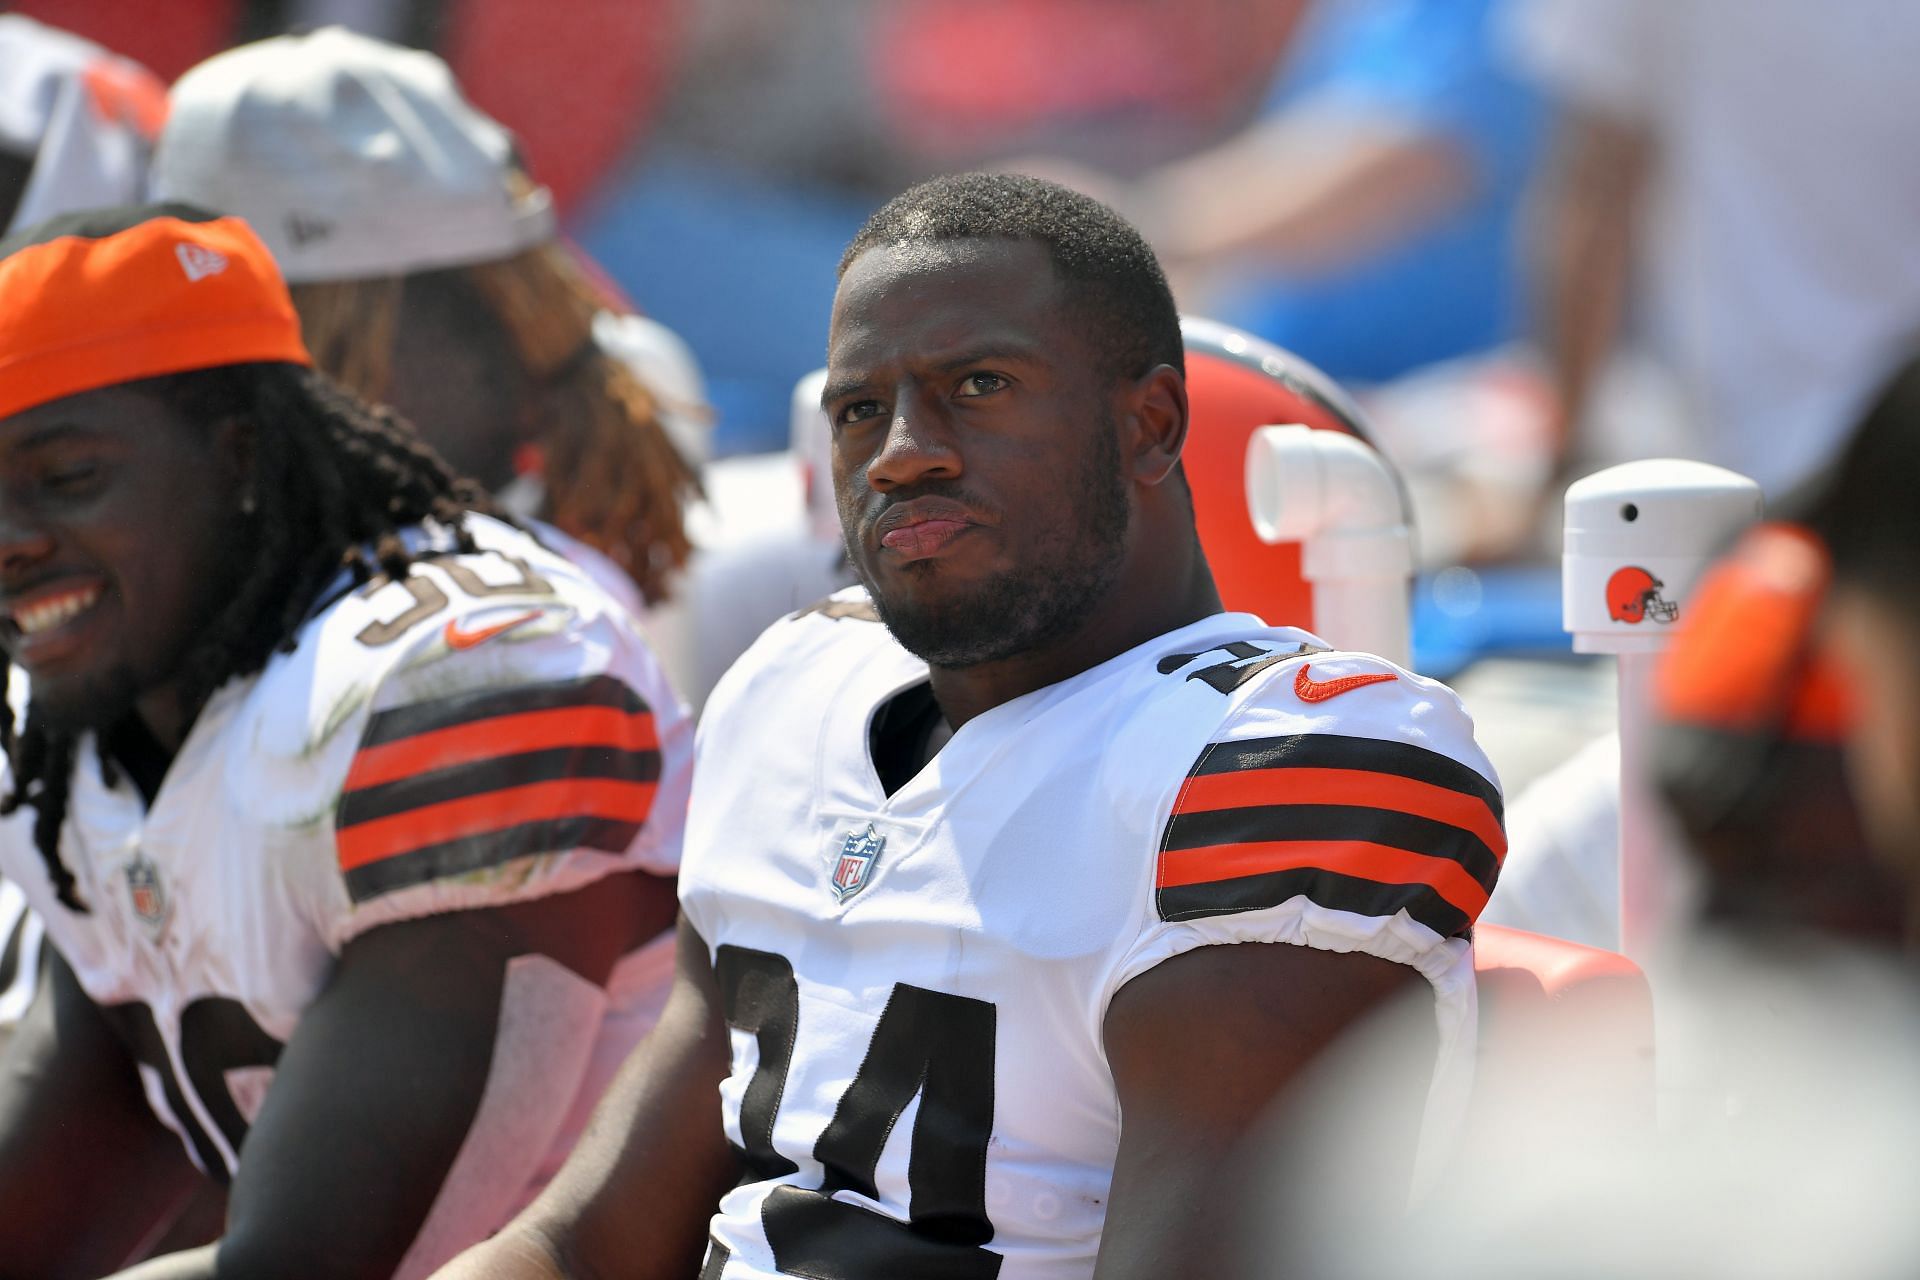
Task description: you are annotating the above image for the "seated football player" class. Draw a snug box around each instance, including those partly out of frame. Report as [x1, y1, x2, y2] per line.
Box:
[439, 173, 1504, 1280]
[0, 205, 691, 1279]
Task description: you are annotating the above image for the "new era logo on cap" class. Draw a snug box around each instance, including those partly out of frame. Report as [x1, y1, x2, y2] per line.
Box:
[175, 241, 228, 282]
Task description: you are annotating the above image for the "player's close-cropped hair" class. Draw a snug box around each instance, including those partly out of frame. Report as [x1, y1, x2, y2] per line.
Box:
[1, 362, 486, 911]
[292, 233, 699, 603]
[841, 172, 1185, 382]
[1801, 351, 1920, 622]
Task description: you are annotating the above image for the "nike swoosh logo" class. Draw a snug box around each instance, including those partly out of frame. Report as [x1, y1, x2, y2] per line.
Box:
[1293, 663, 1397, 703]
[444, 610, 542, 651]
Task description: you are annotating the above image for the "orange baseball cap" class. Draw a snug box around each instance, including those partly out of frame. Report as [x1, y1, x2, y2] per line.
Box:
[0, 202, 312, 422]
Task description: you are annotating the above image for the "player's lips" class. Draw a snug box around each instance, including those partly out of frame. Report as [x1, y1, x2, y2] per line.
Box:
[0, 576, 109, 666]
[873, 498, 987, 562]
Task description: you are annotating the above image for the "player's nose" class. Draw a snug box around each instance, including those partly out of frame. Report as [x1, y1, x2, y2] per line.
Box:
[0, 506, 55, 576]
[865, 394, 961, 492]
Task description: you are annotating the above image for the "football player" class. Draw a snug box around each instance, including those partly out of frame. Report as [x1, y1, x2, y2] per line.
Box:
[0, 204, 691, 1278]
[442, 173, 1504, 1280]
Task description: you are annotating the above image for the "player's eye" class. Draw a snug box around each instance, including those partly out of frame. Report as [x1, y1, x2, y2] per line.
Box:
[835, 399, 885, 427]
[41, 460, 103, 493]
[954, 372, 1007, 398]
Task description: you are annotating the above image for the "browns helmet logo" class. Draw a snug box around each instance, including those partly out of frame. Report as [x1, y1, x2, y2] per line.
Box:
[1606, 565, 1679, 624]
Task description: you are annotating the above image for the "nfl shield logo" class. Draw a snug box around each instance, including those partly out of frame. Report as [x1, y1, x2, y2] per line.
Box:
[831, 824, 885, 903]
[125, 852, 167, 929]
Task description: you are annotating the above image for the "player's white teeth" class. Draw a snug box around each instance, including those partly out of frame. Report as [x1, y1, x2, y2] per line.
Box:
[12, 585, 102, 636]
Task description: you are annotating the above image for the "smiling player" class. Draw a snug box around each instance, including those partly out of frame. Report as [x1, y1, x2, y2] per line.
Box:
[0, 204, 691, 1278]
[443, 174, 1503, 1280]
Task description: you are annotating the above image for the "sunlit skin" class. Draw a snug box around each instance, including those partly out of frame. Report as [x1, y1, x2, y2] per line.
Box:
[0, 385, 251, 749]
[823, 237, 1220, 728]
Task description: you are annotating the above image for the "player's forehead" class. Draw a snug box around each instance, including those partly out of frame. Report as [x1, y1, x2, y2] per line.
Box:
[828, 238, 1072, 373]
[0, 381, 194, 454]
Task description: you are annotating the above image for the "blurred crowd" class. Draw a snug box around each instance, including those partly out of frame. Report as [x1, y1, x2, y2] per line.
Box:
[12, 0, 1918, 501]
[3, 1, 1920, 1276]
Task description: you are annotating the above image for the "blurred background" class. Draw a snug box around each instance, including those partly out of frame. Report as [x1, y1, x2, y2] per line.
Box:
[8, 0, 1920, 797]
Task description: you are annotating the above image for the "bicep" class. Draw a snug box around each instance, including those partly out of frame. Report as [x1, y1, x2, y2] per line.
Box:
[0, 951, 203, 1279]
[217, 876, 662, 1277]
[1093, 941, 1431, 1280]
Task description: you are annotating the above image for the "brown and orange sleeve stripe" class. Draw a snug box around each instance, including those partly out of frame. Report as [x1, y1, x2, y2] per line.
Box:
[1156, 734, 1504, 938]
[335, 674, 660, 903]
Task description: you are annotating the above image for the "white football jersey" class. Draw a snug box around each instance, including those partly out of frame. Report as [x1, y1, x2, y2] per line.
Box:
[0, 515, 691, 1191]
[680, 590, 1504, 1280]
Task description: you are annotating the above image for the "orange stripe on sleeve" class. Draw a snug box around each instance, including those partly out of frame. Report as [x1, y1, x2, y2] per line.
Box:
[1156, 838, 1492, 922]
[336, 777, 658, 872]
[1173, 766, 1507, 865]
[345, 706, 658, 791]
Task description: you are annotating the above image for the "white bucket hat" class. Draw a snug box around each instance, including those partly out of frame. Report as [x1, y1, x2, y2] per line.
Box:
[151, 26, 554, 283]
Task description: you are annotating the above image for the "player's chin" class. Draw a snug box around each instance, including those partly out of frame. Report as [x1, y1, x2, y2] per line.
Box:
[21, 660, 141, 734]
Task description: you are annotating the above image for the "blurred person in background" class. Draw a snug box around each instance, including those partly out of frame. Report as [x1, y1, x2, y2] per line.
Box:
[1513, 0, 1920, 498]
[0, 13, 165, 233]
[1026, 0, 1542, 388]
[1807, 353, 1920, 921]
[1016, 0, 1555, 566]
[152, 27, 705, 618]
[0, 205, 692, 1277]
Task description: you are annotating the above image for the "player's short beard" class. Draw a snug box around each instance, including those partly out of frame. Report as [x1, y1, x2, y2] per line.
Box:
[856, 416, 1131, 670]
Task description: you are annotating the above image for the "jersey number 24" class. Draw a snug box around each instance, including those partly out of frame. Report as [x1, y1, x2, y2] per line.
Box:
[713, 946, 1001, 1280]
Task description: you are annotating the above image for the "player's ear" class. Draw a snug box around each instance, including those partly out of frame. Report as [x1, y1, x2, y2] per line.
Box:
[1123, 364, 1189, 489]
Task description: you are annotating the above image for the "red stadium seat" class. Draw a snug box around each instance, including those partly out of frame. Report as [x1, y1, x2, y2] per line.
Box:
[1471, 923, 1655, 1128]
[1180, 316, 1388, 633]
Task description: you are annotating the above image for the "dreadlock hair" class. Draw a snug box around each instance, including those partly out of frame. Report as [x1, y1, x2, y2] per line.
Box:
[0, 362, 487, 912]
[289, 238, 699, 603]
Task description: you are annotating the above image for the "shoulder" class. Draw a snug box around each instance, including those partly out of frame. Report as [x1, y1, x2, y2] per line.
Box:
[1148, 636, 1503, 944]
[699, 585, 896, 734]
[234, 517, 689, 941]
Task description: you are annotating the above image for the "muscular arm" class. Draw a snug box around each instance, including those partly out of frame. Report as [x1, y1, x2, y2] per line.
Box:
[0, 951, 204, 1280]
[1091, 942, 1433, 1280]
[111, 869, 678, 1280]
[435, 915, 739, 1280]
[1532, 107, 1652, 456]
[1140, 110, 1475, 275]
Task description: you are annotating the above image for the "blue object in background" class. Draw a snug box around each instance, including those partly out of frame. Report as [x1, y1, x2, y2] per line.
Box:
[1212, 0, 1544, 384]
[576, 150, 873, 457]
[1411, 563, 1570, 679]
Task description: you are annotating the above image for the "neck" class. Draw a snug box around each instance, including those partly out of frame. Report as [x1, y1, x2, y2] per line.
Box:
[134, 682, 202, 757]
[928, 535, 1222, 728]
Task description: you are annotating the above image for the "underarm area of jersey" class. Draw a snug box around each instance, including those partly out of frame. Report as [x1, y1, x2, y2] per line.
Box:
[391, 953, 609, 1280]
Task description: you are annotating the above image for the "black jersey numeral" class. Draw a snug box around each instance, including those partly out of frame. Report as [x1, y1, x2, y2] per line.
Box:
[715, 946, 801, 1180]
[1157, 640, 1313, 694]
[715, 945, 1002, 1279]
[102, 997, 284, 1181]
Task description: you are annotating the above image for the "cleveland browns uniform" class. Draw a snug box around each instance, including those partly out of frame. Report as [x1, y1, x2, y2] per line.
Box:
[679, 589, 1504, 1279]
[0, 515, 690, 1235]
